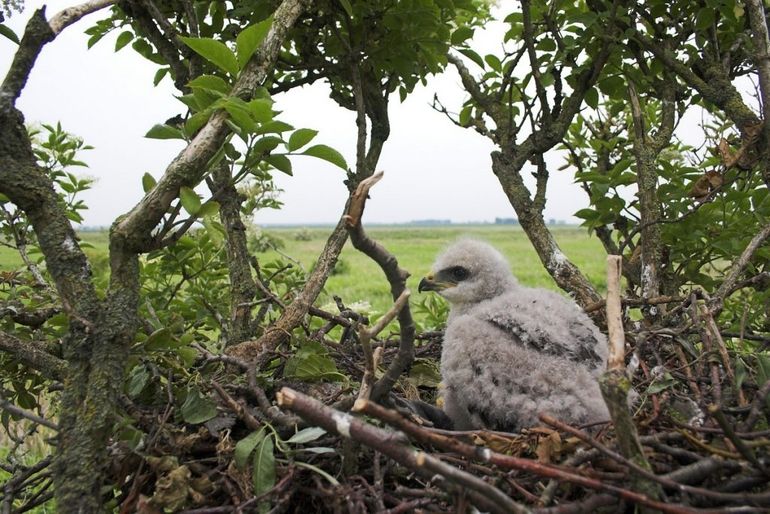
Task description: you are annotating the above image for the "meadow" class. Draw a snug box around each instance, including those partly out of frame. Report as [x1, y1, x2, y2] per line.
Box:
[261, 224, 606, 313]
[1, 224, 607, 318]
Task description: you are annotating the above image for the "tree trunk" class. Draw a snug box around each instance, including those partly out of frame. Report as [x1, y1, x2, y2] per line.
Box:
[491, 151, 603, 312]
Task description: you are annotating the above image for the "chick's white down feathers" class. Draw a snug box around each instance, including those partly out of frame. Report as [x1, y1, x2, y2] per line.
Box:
[426, 239, 609, 431]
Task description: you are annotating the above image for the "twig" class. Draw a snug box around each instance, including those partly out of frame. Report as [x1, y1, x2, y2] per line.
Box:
[210, 380, 261, 431]
[277, 388, 530, 514]
[540, 414, 770, 505]
[701, 304, 746, 405]
[343, 173, 416, 402]
[690, 295, 722, 404]
[711, 221, 770, 312]
[0, 398, 58, 430]
[741, 378, 770, 432]
[354, 398, 703, 514]
[584, 295, 684, 314]
[708, 404, 768, 476]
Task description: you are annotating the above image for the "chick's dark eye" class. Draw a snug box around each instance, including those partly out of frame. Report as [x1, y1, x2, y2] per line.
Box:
[447, 266, 470, 281]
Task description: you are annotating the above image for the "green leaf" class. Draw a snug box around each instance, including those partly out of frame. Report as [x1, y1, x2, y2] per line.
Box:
[181, 387, 218, 424]
[252, 435, 276, 499]
[484, 54, 502, 72]
[288, 128, 318, 152]
[451, 26, 474, 45]
[257, 120, 294, 134]
[188, 74, 230, 94]
[408, 359, 441, 388]
[115, 31, 134, 51]
[127, 365, 149, 398]
[338, 0, 354, 17]
[142, 172, 157, 193]
[224, 103, 258, 133]
[180, 37, 239, 76]
[459, 106, 472, 126]
[153, 68, 168, 86]
[645, 373, 675, 394]
[184, 111, 213, 137]
[198, 201, 220, 218]
[458, 48, 484, 68]
[145, 124, 184, 140]
[251, 136, 284, 157]
[294, 461, 340, 485]
[179, 186, 202, 216]
[248, 99, 274, 123]
[286, 427, 326, 444]
[284, 342, 343, 381]
[235, 428, 267, 469]
[302, 145, 347, 170]
[536, 38, 557, 52]
[0, 24, 19, 44]
[144, 328, 174, 351]
[177, 346, 197, 367]
[236, 18, 273, 69]
[266, 154, 292, 175]
[696, 7, 716, 30]
[584, 87, 598, 110]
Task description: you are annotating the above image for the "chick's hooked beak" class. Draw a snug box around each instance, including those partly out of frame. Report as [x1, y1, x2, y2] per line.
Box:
[418, 272, 451, 293]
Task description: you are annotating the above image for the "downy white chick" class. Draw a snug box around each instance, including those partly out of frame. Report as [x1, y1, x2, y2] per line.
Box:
[419, 239, 609, 431]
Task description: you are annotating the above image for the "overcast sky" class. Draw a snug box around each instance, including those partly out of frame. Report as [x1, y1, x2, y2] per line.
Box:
[1, 1, 592, 227]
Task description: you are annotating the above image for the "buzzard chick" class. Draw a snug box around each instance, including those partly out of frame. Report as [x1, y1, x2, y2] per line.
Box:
[418, 239, 609, 432]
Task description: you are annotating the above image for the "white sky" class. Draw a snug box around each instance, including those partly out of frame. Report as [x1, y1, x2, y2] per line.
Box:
[1, 2, 591, 227]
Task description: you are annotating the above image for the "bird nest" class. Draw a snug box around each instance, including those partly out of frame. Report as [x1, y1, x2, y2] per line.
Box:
[99, 307, 769, 514]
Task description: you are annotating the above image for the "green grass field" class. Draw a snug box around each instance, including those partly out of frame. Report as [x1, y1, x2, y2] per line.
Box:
[254, 224, 606, 316]
[2, 225, 606, 316]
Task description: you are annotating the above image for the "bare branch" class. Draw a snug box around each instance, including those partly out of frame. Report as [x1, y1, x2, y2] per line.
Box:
[343, 171, 383, 228]
[277, 388, 529, 514]
[0, 329, 66, 382]
[605, 256, 625, 371]
[0, 397, 59, 430]
[49, 0, 116, 34]
[711, 221, 770, 311]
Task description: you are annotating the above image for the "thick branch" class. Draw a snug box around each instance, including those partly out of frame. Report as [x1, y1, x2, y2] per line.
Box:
[49, 0, 117, 34]
[112, 0, 313, 252]
[632, 30, 761, 133]
[210, 165, 259, 345]
[0, 1, 115, 105]
[746, 0, 770, 140]
[601, 256, 662, 504]
[0, 331, 66, 380]
[344, 173, 416, 402]
[629, 82, 665, 303]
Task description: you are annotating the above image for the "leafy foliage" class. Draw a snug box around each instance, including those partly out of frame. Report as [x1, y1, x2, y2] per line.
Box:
[5, 0, 770, 512]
